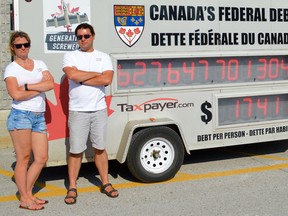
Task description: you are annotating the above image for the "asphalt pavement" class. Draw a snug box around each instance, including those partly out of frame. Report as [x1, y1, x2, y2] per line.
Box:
[1, 140, 288, 216]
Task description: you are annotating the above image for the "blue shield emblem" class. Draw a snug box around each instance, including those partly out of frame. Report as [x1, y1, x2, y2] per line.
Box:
[114, 5, 145, 47]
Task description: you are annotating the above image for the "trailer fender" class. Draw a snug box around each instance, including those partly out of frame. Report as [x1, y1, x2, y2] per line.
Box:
[116, 118, 190, 164]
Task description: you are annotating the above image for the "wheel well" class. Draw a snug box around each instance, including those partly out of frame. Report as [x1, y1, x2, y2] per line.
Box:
[133, 124, 185, 147]
[116, 122, 189, 164]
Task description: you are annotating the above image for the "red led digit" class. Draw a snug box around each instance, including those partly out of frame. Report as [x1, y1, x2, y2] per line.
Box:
[247, 60, 252, 79]
[275, 96, 280, 115]
[133, 61, 146, 85]
[257, 97, 268, 116]
[182, 61, 195, 80]
[167, 63, 180, 84]
[235, 99, 240, 120]
[268, 58, 279, 79]
[199, 60, 209, 80]
[216, 59, 225, 80]
[258, 58, 267, 79]
[151, 61, 162, 83]
[117, 64, 130, 87]
[243, 97, 253, 117]
[227, 59, 239, 81]
[281, 58, 288, 73]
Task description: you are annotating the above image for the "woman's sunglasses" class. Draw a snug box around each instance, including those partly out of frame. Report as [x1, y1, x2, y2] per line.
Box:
[76, 34, 92, 40]
[14, 42, 31, 49]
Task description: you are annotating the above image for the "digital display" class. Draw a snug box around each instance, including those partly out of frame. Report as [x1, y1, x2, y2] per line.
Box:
[117, 55, 288, 90]
[218, 94, 288, 126]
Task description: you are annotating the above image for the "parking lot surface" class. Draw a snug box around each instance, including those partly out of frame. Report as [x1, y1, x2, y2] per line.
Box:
[1, 140, 288, 216]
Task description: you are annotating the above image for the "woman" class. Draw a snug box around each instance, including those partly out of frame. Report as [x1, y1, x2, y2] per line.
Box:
[4, 31, 54, 211]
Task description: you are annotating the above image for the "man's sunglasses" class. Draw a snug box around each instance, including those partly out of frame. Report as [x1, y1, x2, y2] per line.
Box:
[76, 34, 92, 40]
[14, 42, 31, 49]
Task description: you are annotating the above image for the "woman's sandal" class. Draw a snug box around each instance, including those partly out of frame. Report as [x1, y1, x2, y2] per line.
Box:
[64, 188, 78, 205]
[19, 202, 44, 211]
[34, 197, 49, 204]
[100, 183, 119, 198]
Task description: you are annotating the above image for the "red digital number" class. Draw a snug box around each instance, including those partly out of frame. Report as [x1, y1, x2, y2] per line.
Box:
[235, 99, 240, 120]
[257, 97, 268, 116]
[281, 58, 288, 73]
[235, 97, 253, 119]
[268, 58, 279, 79]
[275, 96, 280, 115]
[216, 59, 239, 81]
[235, 96, 280, 120]
[243, 97, 253, 117]
[167, 63, 180, 84]
[118, 55, 288, 89]
[258, 58, 267, 79]
[227, 59, 239, 81]
[117, 64, 130, 87]
[182, 61, 195, 80]
[258, 58, 280, 80]
[151, 61, 162, 83]
[247, 60, 252, 79]
[221, 94, 288, 126]
[133, 61, 146, 85]
[216, 59, 225, 80]
[199, 60, 209, 80]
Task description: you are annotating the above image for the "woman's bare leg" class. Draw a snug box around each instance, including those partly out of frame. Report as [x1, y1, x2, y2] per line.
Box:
[10, 129, 44, 210]
[26, 131, 48, 203]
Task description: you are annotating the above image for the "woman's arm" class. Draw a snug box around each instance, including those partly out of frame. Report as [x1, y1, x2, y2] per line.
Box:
[5, 70, 54, 101]
[5, 77, 40, 101]
[27, 70, 54, 92]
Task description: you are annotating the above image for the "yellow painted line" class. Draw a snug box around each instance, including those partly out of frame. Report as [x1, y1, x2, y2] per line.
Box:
[0, 167, 65, 202]
[170, 163, 288, 182]
[0, 166, 63, 191]
[2, 162, 288, 203]
[0, 196, 18, 202]
[1, 156, 288, 203]
[0, 168, 13, 178]
[221, 149, 288, 161]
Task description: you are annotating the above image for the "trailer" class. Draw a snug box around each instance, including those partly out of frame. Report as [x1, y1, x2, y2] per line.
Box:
[11, 0, 288, 182]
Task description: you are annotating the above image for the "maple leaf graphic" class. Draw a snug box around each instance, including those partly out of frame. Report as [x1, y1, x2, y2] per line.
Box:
[51, 3, 80, 17]
[105, 95, 115, 116]
[45, 77, 69, 141]
[45, 77, 115, 141]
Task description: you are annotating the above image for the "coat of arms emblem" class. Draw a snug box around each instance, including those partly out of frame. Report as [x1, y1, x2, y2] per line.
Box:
[114, 5, 145, 47]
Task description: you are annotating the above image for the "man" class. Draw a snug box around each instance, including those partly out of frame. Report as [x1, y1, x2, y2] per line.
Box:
[63, 23, 119, 205]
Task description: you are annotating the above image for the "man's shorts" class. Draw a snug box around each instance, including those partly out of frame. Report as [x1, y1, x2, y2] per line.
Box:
[68, 109, 108, 154]
[6, 108, 47, 134]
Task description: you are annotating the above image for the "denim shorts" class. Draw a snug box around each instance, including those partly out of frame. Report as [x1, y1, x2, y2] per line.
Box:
[6, 108, 47, 133]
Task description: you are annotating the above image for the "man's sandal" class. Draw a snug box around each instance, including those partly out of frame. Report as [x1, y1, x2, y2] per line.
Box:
[64, 188, 78, 205]
[100, 183, 119, 198]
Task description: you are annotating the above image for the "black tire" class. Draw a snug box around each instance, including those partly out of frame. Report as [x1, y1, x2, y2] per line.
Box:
[126, 126, 185, 183]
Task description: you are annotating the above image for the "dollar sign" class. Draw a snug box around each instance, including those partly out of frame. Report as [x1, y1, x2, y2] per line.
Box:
[201, 101, 212, 124]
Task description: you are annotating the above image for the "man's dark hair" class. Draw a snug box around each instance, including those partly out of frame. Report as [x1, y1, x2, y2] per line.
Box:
[75, 23, 95, 36]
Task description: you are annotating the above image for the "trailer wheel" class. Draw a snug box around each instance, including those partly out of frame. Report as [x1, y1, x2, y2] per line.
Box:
[126, 126, 184, 183]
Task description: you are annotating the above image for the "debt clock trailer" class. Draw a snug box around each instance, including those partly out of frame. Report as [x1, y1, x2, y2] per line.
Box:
[13, 0, 288, 182]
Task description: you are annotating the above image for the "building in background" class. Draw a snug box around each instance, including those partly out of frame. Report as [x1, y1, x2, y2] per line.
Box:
[0, 0, 13, 147]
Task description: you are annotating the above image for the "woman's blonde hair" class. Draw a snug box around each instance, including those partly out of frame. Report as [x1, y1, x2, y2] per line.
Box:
[9, 31, 31, 56]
